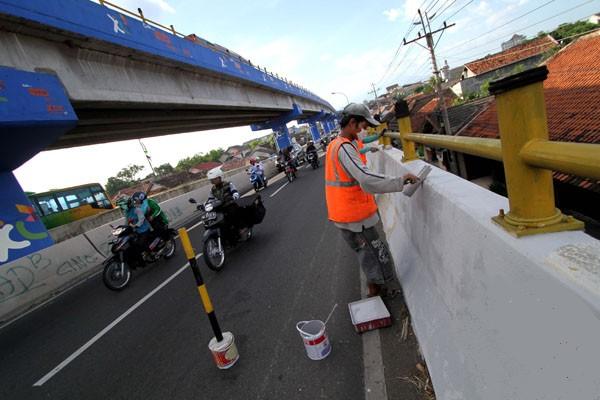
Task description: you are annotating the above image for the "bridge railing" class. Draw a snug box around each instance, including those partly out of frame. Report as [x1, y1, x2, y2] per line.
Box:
[381, 66, 600, 237]
[95, 0, 311, 94]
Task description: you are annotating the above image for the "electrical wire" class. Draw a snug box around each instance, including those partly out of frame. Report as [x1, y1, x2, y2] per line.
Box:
[443, 1, 597, 64]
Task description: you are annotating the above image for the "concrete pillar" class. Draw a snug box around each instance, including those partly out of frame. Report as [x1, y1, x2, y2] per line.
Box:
[321, 120, 331, 135]
[0, 172, 54, 265]
[309, 123, 321, 142]
[274, 125, 292, 151]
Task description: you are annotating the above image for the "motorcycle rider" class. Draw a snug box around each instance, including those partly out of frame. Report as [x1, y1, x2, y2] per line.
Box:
[131, 192, 169, 241]
[206, 167, 246, 237]
[248, 158, 266, 187]
[306, 140, 319, 166]
[116, 194, 153, 259]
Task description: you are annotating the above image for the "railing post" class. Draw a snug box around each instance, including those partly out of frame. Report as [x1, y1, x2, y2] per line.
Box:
[375, 122, 390, 147]
[395, 99, 418, 162]
[489, 66, 583, 236]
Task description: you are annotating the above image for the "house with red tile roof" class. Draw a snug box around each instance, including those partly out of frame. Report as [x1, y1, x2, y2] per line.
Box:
[452, 35, 558, 97]
[456, 32, 600, 230]
[188, 161, 222, 175]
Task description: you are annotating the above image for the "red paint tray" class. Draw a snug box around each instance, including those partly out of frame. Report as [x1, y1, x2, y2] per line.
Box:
[348, 296, 392, 333]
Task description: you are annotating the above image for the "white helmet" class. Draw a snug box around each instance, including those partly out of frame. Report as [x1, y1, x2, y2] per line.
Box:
[207, 167, 224, 180]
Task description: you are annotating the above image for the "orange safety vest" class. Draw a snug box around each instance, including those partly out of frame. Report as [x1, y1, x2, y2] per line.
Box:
[325, 137, 378, 223]
[355, 139, 367, 164]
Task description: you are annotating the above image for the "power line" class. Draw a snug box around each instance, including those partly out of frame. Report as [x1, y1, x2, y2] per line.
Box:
[431, 0, 459, 20]
[443, 0, 556, 53]
[442, 0, 597, 64]
[445, 0, 475, 21]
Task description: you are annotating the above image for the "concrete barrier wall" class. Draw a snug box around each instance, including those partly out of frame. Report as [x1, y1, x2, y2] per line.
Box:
[0, 161, 277, 323]
[369, 148, 600, 399]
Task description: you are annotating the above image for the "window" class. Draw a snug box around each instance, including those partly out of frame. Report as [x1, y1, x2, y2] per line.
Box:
[37, 196, 61, 215]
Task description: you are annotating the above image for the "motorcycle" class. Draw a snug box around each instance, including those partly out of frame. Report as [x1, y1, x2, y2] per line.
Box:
[306, 150, 319, 169]
[188, 196, 265, 272]
[102, 224, 177, 290]
[285, 159, 297, 182]
[248, 168, 268, 192]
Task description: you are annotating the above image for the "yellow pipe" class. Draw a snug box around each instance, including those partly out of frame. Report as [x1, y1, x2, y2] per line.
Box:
[392, 133, 504, 161]
[521, 140, 600, 181]
[397, 117, 418, 162]
[376, 122, 391, 147]
[494, 81, 560, 224]
[178, 227, 196, 260]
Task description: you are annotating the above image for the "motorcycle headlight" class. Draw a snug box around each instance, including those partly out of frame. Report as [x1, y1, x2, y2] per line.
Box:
[205, 203, 214, 212]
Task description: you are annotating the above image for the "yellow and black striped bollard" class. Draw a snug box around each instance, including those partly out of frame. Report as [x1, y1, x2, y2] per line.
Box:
[178, 227, 240, 369]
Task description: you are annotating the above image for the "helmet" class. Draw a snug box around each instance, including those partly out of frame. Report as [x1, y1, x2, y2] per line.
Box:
[131, 192, 146, 205]
[249, 158, 256, 165]
[207, 167, 224, 180]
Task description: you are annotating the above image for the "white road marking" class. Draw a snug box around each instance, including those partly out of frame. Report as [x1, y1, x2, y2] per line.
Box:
[32, 254, 202, 387]
[269, 182, 289, 198]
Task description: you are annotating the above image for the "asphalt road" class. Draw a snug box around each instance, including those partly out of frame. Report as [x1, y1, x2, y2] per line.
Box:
[0, 162, 369, 400]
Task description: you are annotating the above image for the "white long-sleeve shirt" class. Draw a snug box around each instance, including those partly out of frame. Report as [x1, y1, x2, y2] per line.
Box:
[333, 141, 405, 232]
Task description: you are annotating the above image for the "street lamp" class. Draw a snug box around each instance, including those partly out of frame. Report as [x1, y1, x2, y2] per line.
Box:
[331, 91, 350, 105]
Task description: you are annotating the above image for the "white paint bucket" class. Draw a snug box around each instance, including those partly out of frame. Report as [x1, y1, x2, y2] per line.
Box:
[296, 320, 332, 361]
[208, 331, 239, 369]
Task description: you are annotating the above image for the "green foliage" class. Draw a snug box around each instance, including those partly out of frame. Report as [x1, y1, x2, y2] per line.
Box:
[479, 78, 491, 97]
[155, 163, 174, 176]
[510, 63, 525, 75]
[175, 148, 225, 171]
[550, 20, 599, 44]
[414, 85, 424, 94]
[105, 164, 145, 196]
[422, 83, 434, 94]
[116, 164, 145, 182]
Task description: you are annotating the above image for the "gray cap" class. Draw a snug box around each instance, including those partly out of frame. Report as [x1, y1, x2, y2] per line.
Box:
[340, 103, 380, 127]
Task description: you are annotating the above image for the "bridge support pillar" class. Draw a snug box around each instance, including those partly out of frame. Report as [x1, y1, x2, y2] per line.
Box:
[273, 124, 292, 151]
[0, 66, 77, 264]
[308, 123, 321, 142]
[321, 120, 331, 135]
[0, 172, 54, 265]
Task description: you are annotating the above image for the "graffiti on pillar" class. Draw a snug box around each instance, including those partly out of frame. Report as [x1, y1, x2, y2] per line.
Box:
[0, 204, 52, 264]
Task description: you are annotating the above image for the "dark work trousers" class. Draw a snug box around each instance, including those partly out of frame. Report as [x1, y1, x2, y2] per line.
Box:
[339, 226, 400, 289]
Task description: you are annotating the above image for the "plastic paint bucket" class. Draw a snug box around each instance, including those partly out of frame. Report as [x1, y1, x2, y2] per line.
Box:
[296, 320, 332, 360]
[208, 331, 239, 369]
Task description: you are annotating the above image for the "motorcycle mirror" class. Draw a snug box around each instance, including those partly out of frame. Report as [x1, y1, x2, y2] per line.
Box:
[189, 198, 197, 204]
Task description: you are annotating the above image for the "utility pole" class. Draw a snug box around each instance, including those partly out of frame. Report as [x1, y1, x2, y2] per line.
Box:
[368, 83, 382, 114]
[139, 139, 156, 176]
[404, 9, 459, 174]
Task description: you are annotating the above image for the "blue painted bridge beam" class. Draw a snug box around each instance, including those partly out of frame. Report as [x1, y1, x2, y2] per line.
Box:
[298, 111, 326, 142]
[0, 66, 77, 264]
[251, 104, 303, 151]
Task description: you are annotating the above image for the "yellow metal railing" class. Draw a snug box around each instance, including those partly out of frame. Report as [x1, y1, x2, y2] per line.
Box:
[384, 66, 600, 237]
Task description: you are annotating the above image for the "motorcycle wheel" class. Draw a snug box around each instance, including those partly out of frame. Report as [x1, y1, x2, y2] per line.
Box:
[103, 260, 131, 291]
[203, 235, 225, 271]
[162, 238, 177, 259]
[287, 172, 294, 183]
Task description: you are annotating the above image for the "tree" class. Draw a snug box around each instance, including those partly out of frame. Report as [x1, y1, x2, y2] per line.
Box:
[550, 20, 599, 44]
[116, 164, 145, 182]
[105, 164, 145, 196]
[155, 163, 175, 176]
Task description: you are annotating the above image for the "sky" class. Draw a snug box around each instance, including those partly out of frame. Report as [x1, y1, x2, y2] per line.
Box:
[13, 0, 600, 192]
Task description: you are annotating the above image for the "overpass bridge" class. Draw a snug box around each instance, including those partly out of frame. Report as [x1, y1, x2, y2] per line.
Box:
[1, 64, 600, 398]
[0, 0, 338, 263]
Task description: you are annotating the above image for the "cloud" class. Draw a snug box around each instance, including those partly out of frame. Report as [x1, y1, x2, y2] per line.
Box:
[383, 8, 402, 22]
[116, 0, 176, 18]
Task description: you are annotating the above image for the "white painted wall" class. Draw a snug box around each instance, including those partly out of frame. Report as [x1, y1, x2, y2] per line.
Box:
[369, 148, 600, 399]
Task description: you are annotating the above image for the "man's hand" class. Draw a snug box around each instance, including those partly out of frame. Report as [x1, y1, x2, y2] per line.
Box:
[402, 173, 420, 185]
